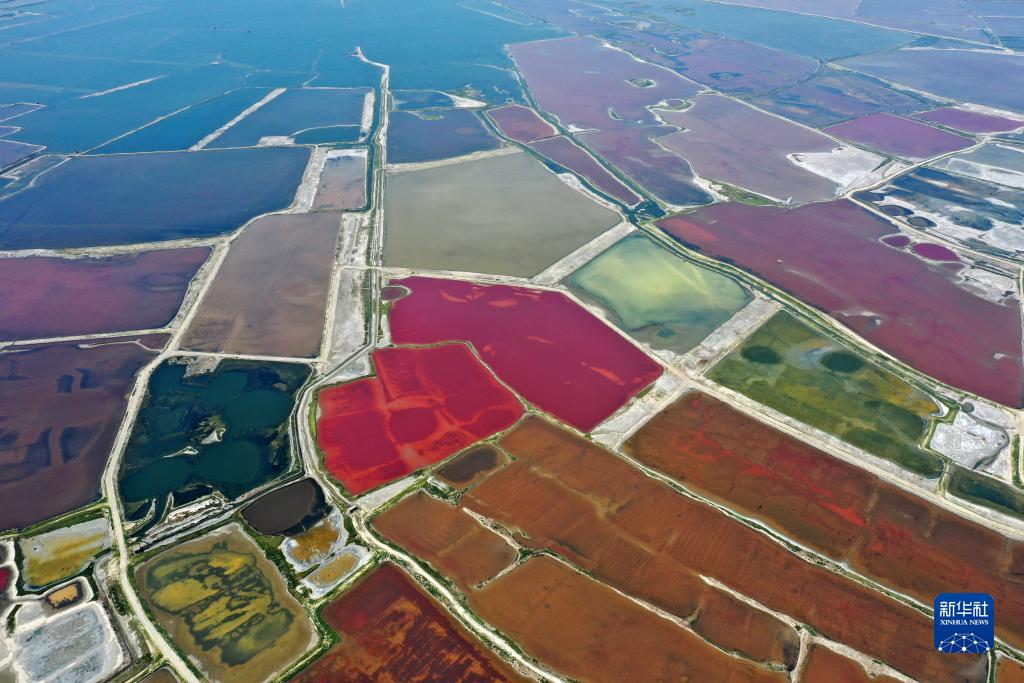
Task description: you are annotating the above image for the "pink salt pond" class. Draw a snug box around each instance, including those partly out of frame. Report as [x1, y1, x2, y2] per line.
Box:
[487, 105, 557, 143]
[912, 242, 959, 262]
[915, 107, 1023, 134]
[881, 235, 911, 248]
[826, 113, 973, 160]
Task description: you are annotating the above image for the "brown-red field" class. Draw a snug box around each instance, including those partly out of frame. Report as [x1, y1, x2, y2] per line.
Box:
[463, 456, 798, 668]
[625, 391, 875, 558]
[0, 335, 166, 530]
[468, 417, 986, 682]
[373, 491, 516, 587]
[625, 392, 1024, 650]
[182, 213, 340, 358]
[291, 563, 523, 682]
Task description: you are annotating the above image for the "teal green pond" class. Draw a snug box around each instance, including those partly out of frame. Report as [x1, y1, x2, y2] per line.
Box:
[118, 359, 310, 528]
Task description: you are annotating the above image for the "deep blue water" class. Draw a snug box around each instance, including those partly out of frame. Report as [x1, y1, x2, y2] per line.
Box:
[0, 0, 561, 153]
[95, 87, 273, 153]
[0, 147, 310, 248]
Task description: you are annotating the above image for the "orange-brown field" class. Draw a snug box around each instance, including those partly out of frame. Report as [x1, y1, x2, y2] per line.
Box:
[624, 391, 874, 557]
[462, 457, 798, 668]
[291, 563, 523, 682]
[472, 555, 786, 682]
[373, 491, 516, 587]
[625, 392, 1024, 649]
[998, 656, 1024, 683]
[473, 417, 986, 682]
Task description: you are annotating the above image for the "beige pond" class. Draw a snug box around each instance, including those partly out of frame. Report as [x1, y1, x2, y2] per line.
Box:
[19, 517, 110, 588]
[383, 150, 620, 277]
[135, 523, 315, 683]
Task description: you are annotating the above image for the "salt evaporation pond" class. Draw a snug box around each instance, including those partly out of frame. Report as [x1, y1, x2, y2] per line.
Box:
[0, 147, 309, 249]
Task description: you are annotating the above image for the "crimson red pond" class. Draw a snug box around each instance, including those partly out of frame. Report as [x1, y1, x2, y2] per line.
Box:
[316, 344, 523, 495]
[660, 200, 1024, 407]
[388, 276, 662, 431]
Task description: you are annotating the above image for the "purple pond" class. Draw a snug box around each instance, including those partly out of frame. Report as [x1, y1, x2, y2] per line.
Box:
[826, 113, 973, 160]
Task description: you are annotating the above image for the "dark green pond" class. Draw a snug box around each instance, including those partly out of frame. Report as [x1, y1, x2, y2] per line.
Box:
[119, 358, 309, 524]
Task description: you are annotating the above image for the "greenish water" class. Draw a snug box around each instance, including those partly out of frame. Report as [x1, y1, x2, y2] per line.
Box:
[119, 359, 309, 524]
[948, 466, 1024, 521]
[741, 345, 781, 365]
[383, 151, 620, 277]
[710, 312, 945, 478]
[567, 234, 752, 354]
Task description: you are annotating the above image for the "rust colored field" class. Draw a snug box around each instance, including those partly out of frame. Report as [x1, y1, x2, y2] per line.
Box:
[464, 433, 798, 669]
[472, 555, 784, 682]
[0, 335, 165, 530]
[317, 344, 523, 495]
[625, 392, 1024, 650]
[851, 485, 1024, 650]
[0, 248, 209, 341]
[470, 417, 986, 682]
[182, 213, 340, 358]
[801, 645, 898, 682]
[293, 563, 523, 682]
[373, 491, 516, 587]
[625, 392, 875, 558]
[998, 656, 1024, 683]
[486, 104, 556, 143]
[434, 444, 509, 489]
